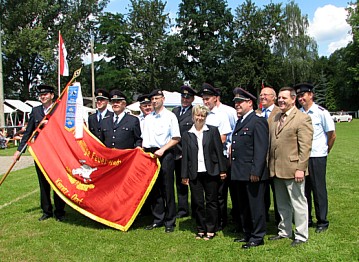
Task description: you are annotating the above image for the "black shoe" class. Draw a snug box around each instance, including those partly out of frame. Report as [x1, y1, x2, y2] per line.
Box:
[315, 226, 328, 233]
[242, 240, 264, 249]
[234, 237, 249, 243]
[176, 213, 189, 219]
[203, 233, 216, 240]
[268, 235, 286, 240]
[165, 226, 174, 233]
[55, 215, 66, 222]
[291, 239, 306, 247]
[38, 214, 52, 221]
[144, 223, 163, 230]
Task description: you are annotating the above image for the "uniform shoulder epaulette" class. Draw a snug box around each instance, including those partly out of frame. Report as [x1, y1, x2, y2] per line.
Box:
[318, 105, 325, 111]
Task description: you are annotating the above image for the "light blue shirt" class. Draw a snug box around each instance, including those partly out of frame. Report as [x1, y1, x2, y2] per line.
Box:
[300, 103, 335, 157]
[142, 107, 181, 148]
[97, 109, 109, 122]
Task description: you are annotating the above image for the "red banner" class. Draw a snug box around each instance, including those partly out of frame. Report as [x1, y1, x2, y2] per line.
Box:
[28, 87, 160, 231]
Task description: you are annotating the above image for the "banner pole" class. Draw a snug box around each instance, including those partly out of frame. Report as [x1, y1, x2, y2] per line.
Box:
[0, 68, 82, 187]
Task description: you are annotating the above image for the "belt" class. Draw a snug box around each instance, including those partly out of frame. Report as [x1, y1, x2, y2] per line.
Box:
[144, 147, 160, 154]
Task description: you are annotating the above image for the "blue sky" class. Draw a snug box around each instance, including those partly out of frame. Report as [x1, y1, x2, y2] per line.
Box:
[105, 0, 352, 57]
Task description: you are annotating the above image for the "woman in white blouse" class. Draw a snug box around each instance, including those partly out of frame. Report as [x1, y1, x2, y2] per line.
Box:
[181, 105, 227, 240]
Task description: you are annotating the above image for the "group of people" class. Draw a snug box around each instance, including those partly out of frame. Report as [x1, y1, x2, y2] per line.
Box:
[13, 82, 336, 249]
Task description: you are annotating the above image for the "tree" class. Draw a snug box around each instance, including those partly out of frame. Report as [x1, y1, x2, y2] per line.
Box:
[230, 0, 284, 97]
[94, 12, 133, 97]
[176, 0, 234, 97]
[1, 0, 109, 100]
[272, 1, 318, 86]
[127, 0, 171, 95]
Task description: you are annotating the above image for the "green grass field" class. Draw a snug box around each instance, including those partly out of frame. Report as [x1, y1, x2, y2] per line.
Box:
[0, 120, 358, 261]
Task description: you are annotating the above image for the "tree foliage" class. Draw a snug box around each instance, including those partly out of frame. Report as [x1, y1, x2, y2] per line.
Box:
[1, 0, 358, 110]
[1, 0, 109, 99]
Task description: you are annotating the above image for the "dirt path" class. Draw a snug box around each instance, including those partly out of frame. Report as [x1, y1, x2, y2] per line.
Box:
[0, 156, 34, 175]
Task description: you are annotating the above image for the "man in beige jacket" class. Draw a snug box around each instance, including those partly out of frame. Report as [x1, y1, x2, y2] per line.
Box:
[268, 87, 313, 247]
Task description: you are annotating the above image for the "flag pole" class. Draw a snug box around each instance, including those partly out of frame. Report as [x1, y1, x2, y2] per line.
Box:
[0, 68, 82, 187]
[58, 31, 61, 97]
[90, 34, 95, 109]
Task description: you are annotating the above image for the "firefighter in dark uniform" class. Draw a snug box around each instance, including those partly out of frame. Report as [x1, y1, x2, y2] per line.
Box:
[172, 85, 196, 218]
[13, 85, 66, 222]
[88, 89, 112, 140]
[100, 89, 142, 149]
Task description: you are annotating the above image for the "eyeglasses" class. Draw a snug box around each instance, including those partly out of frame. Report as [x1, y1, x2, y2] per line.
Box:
[259, 93, 274, 97]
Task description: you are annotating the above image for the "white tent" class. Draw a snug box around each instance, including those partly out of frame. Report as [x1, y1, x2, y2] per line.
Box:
[4, 99, 33, 125]
[4, 104, 16, 126]
[25, 100, 41, 107]
[126, 91, 203, 112]
[4, 104, 15, 114]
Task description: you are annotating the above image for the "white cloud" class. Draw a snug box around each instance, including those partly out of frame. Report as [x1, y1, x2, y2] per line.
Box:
[309, 4, 352, 55]
[327, 34, 353, 53]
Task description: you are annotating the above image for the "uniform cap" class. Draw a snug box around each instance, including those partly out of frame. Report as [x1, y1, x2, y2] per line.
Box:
[110, 89, 126, 101]
[294, 83, 314, 95]
[37, 85, 55, 94]
[180, 85, 197, 98]
[148, 89, 164, 98]
[198, 83, 220, 97]
[137, 94, 151, 104]
[94, 89, 110, 100]
[232, 87, 257, 102]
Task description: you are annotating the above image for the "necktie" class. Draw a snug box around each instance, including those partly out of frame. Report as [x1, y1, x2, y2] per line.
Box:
[277, 113, 286, 131]
[114, 116, 119, 125]
[98, 113, 102, 123]
[264, 109, 269, 119]
[180, 108, 186, 116]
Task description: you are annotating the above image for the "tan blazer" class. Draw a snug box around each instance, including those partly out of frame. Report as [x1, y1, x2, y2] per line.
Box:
[268, 107, 313, 179]
[267, 105, 281, 125]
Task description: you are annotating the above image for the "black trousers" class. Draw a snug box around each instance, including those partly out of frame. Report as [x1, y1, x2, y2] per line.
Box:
[217, 160, 231, 229]
[174, 158, 189, 216]
[148, 150, 176, 227]
[233, 180, 266, 243]
[306, 157, 329, 228]
[35, 162, 65, 217]
[190, 172, 219, 234]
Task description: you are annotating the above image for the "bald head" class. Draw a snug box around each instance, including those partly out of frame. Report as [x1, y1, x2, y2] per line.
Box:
[260, 87, 277, 109]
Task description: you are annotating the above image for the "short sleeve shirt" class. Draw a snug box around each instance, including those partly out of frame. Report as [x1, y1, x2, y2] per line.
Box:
[300, 103, 335, 157]
[142, 107, 181, 148]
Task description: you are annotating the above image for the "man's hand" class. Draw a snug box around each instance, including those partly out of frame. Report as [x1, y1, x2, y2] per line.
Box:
[295, 170, 305, 183]
[13, 151, 21, 162]
[154, 148, 165, 158]
[220, 173, 227, 180]
[182, 178, 189, 185]
[250, 175, 259, 182]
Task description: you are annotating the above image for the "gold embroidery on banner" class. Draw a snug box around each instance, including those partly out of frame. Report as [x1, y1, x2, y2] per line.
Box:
[65, 167, 95, 191]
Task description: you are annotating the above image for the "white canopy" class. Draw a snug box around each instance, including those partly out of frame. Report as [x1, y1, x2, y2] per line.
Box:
[4, 104, 15, 114]
[25, 100, 41, 107]
[5, 99, 33, 113]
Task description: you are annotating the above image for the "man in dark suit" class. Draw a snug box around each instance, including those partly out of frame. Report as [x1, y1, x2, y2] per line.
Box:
[13, 85, 66, 222]
[231, 87, 269, 249]
[100, 89, 142, 149]
[88, 89, 112, 140]
[172, 85, 196, 218]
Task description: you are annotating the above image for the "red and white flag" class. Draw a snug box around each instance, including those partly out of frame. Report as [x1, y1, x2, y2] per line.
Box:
[59, 33, 69, 76]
